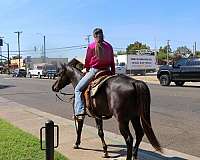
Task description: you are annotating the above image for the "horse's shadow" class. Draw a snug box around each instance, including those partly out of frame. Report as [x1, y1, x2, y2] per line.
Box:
[78, 144, 187, 160]
[0, 84, 15, 89]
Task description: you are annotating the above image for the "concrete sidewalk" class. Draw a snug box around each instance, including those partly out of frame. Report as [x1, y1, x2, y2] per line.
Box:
[0, 97, 199, 160]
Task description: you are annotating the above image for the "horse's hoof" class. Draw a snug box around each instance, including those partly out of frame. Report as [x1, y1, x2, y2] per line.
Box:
[73, 144, 79, 149]
[103, 153, 110, 158]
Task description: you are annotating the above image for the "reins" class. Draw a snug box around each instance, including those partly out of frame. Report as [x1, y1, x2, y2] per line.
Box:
[56, 91, 74, 103]
[55, 91, 78, 134]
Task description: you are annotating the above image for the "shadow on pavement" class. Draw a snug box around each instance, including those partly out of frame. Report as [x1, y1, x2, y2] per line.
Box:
[107, 144, 187, 160]
[0, 85, 15, 89]
[75, 144, 187, 159]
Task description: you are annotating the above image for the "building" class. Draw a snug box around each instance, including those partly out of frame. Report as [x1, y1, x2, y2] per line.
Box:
[10, 58, 24, 69]
[24, 57, 68, 69]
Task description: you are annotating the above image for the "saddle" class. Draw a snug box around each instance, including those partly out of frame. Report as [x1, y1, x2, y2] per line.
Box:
[83, 70, 114, 119]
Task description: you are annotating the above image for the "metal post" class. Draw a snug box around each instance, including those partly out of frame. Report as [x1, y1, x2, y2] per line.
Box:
[45, 120, 54, 160]
[40, 120, 59, 160]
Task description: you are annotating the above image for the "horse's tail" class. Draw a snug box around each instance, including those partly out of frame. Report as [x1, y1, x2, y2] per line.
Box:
[133, 80, 162, 153]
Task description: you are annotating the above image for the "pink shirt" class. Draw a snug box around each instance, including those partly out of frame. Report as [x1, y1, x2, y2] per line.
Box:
[84, 41, 115, 74]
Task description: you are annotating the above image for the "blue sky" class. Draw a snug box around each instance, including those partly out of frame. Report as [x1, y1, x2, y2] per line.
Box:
[1, 0, 200, 59]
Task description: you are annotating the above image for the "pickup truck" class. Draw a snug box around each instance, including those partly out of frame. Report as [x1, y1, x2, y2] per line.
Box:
[28, 69, 43, 78]
[28, 64, 57, 79]
[157, 57, 200, 86]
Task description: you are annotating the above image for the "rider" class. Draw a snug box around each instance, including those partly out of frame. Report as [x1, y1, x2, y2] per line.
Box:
[74, 28, 115, 119]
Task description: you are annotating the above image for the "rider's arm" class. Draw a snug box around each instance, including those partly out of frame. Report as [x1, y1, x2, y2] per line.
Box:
[84, 47, 92, 72]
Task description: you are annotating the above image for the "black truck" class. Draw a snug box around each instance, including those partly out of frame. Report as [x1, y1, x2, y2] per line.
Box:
[157, 57, 200, 86]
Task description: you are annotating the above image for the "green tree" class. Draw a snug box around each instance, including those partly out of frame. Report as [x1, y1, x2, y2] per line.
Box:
[157, 45, 173, 64]
[174, 46, 192, 57]
[116, 50, 126, 55]
[195, 51, 200, 57]
[126, 41, 150, 54]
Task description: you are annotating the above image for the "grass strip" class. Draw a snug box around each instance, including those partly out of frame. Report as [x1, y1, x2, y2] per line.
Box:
[0, 118, 68, 160]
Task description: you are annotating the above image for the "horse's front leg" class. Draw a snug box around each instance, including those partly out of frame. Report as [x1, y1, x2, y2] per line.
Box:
[95, 118, 109, 158]
[73, 119, 84, 149]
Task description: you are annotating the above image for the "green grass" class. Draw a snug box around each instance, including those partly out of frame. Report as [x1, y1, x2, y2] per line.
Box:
[0, 118, 68, 160]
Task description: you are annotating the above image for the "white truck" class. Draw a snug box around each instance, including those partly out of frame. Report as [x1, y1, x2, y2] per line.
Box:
[116, 54, 157, 75]
[28, 63, 57, 79]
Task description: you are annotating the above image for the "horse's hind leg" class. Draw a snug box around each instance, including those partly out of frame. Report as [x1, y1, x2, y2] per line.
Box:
[118, 120, 133, 160]
[74, 119, 84, 149]
[95, 118, 109, 158]
[131, 116, 144, 160]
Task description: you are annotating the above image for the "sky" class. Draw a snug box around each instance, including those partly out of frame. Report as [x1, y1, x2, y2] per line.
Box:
[1, 0, 200, 60]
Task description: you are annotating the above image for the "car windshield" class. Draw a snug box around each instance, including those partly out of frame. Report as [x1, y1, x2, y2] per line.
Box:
[174, 58, 187, 66]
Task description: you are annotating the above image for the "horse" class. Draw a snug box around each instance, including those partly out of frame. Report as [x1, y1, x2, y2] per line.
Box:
[52, 61, 162, 160]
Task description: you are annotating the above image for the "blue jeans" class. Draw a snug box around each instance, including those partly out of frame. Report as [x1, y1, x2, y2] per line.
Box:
[74, 68, 99, 116]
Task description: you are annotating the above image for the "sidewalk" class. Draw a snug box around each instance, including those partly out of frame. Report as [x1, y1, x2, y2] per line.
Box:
[133, 75, 200, 87]
[0, 97, 199, 160]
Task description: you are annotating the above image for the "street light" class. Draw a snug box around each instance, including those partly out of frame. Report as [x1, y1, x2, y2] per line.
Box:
[36, 33, 46, 63]
[4, 42, 10, 74]
[0, 36, 4, 64]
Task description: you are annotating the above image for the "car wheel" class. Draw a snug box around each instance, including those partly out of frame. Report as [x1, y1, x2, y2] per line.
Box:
[174, 81, 185, 86]
[160, 74, 171, 86]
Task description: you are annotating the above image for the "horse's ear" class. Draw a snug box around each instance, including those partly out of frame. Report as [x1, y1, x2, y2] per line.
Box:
[60, 63, 66, 69]
[63, 63, 67, 68]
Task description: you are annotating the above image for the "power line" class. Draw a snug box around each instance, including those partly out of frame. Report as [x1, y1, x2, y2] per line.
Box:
[1, 45, 87, 53]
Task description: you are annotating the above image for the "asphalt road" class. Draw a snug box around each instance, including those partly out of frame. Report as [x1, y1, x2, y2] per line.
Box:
[0, 75, 200, 157]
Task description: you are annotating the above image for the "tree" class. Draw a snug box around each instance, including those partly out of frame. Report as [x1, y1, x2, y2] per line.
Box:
[126, 41, 150, 54]
[195, 51, 200, 57]
[174, 46, 192, 57]
[157, 45, 173, 64]
[12, 55, 22, 60]
[116, 50, 126, 55]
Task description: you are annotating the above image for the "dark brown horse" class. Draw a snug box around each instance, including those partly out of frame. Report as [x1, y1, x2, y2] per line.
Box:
[52, 62, 162, 160]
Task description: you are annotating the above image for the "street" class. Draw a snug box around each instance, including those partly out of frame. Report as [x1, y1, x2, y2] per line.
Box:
[0, 75, 200, 157]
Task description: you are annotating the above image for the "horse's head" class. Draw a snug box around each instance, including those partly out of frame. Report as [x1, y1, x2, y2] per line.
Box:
[52, 63, 72, 92]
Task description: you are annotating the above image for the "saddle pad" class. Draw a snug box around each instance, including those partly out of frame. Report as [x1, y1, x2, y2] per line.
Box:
[90, 75, 116, 97]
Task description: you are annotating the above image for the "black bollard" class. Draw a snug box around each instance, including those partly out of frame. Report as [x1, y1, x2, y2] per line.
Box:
[40, 120, 59, 160]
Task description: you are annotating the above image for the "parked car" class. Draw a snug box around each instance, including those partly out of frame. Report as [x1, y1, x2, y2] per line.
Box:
[12, 69, 27, 77]
[157, 57, 200, 86]
[115, 65, 126, 74]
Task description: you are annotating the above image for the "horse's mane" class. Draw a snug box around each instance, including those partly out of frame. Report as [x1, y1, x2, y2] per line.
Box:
[68, 58, 84, 70]
[65, 58, 84, 76]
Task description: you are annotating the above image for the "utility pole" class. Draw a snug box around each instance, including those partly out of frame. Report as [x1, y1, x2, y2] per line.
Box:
[84, 35, 92, 46]
[36, 33, 46, 63]
[43, 35, 46, 63]
[167, 40, 170, 65]
[194, 41, 197, 56]
[154, 37, 158, 64]
[14, 31, 22, 68]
